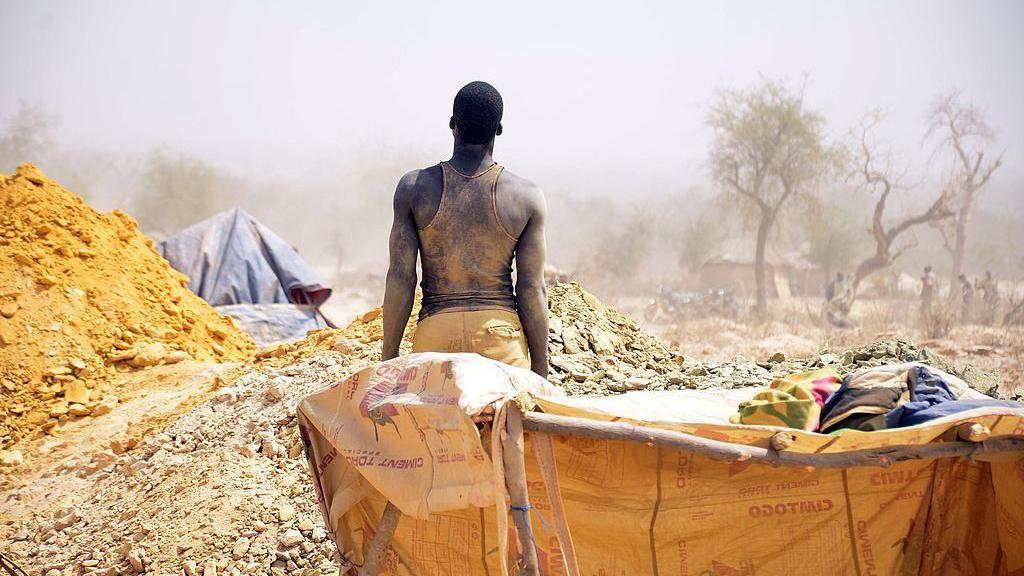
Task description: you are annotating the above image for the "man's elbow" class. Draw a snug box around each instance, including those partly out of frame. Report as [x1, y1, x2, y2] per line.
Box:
[516, 279, 546, 300]
[386, 267, 417, 290]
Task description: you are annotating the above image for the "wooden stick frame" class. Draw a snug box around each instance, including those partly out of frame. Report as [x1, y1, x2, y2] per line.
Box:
[503, 404, 541, 575]
[520, 412, 1024, 468]
[360, 501, 402, 576]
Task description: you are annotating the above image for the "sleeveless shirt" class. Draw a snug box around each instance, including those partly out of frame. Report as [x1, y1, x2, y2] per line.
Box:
[416, 162, 518, 319]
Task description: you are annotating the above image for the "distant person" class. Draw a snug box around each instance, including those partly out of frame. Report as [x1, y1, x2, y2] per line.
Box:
[959, 273, 975, 322]
[381, 81, 549, 377]
[920, 265, 936, 323]
[978, 270, 1000, 325]
[824, 271, 854, 328]
[825, 272, 843, 302]
[839, 273, 855, 312]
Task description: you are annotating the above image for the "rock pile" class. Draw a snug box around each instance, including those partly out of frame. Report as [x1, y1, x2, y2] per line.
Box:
[545, 285, 998, 396]
[0, 165, 255, 450]
[545, 283, 683, 394]
[251, 305, 410, 370]
[0, 301, 398, 574]
[4, 352, 351, 575]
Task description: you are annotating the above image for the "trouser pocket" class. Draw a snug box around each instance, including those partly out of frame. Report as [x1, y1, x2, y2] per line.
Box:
[486, 321, 522, 339]
[479, 319, 529, 368]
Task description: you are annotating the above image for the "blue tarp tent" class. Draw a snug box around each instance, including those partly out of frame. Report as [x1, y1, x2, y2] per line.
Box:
[157, 208, 334, 345]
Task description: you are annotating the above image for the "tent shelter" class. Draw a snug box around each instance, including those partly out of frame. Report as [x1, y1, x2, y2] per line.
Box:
[158, 208, 333, 345]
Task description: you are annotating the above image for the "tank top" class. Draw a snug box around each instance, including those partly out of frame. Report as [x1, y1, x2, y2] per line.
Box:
[417, 161, 518, 319]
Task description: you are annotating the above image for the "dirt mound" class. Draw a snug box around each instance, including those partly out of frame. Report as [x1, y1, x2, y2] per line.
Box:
[0, 165, 255, 449]
[251, 282, 683, 395]
[2, 345, 372, 575]
[544, 283, 683, 393]
[251, 282, 685, 394]
[0, 279, 426, 573]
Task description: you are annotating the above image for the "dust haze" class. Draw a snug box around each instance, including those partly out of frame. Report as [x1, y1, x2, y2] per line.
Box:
[2, 0, 1023, 304]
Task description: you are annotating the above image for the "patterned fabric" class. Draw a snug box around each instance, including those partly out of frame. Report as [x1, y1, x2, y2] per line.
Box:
[820, 363, 1010, 433]
[731, 369, 841, 431]
[789, 368, 843, 409]
[820, 364, 913, 433]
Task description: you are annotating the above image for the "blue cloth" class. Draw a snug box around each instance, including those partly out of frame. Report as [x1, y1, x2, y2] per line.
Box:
[215, 303, 329, 347]
[157, 208, 331, 307]
[886, 365, 1022, 427]
[886, 398, 1023, 427]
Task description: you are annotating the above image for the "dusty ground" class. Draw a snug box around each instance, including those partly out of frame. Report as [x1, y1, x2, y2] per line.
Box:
[628, 295, 1024, 399]
[1, 362, 236, 493]
[1, 288, 1020, 575]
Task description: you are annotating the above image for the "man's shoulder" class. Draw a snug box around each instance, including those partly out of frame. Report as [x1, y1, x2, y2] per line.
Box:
[498, 167, 545, 207]
[398, 164, 443, 190]
[395, 164, 443, 203]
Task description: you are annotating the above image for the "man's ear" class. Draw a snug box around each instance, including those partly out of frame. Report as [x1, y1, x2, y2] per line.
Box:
[449, 116, 457, 131]
[496, 123, 503, 136]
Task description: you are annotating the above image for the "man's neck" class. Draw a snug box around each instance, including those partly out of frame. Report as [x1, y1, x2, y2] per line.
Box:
[448, 141, 495, 175]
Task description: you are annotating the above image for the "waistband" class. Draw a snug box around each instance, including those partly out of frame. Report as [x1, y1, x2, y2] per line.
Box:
[418, 296, 518, 321]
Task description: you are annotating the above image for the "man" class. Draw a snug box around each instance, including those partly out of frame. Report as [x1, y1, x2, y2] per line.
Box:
[381, 81, 548, 377]
[823, 272, 854, 329]
[978, 270, 999, 325]
[958, 273, 974, 322]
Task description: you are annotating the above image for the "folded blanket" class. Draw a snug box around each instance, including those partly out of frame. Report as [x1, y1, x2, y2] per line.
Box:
[731, 368, 841, 431]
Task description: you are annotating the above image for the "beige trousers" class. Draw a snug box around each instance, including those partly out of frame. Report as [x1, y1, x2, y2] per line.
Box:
[412, 308, 530, 369]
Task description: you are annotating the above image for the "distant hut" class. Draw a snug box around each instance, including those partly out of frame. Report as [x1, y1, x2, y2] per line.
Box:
[698, 239, 826, 298]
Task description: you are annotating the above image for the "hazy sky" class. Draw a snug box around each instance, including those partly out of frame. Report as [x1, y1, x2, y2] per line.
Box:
[2, 0, 1022, 199]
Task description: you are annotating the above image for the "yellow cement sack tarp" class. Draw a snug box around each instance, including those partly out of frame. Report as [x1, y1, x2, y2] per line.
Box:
[296, 352, 562, 571]
[298, 355, 1024, 575]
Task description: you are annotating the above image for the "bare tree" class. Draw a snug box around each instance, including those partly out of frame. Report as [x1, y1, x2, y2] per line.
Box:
[849, 111, 953, 295]
[803, 197, 863, 283]
[925, 90, 1002, 287]
[707, 77, 830, 317]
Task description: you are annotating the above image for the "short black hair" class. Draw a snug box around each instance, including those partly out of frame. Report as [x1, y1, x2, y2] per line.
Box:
[453, 81, 503, 144]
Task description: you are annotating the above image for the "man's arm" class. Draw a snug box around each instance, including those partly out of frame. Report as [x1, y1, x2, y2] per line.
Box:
[382, 174, 419, 361]
[515, 191, 549, 377]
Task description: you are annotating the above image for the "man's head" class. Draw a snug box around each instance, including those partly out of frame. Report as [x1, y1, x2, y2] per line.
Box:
[925, 265, 933, 273]
[450, 81, 503, 144]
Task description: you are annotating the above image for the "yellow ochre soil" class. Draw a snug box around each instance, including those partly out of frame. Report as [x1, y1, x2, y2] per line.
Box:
[0, 164, 255, 450]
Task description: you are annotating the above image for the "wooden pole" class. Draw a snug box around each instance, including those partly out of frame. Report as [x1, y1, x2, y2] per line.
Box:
[360, 501, 402, 576]
[503, 404, 540, 576]
[769, 431, 795, 452]
[520, 412, 1024, 469]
